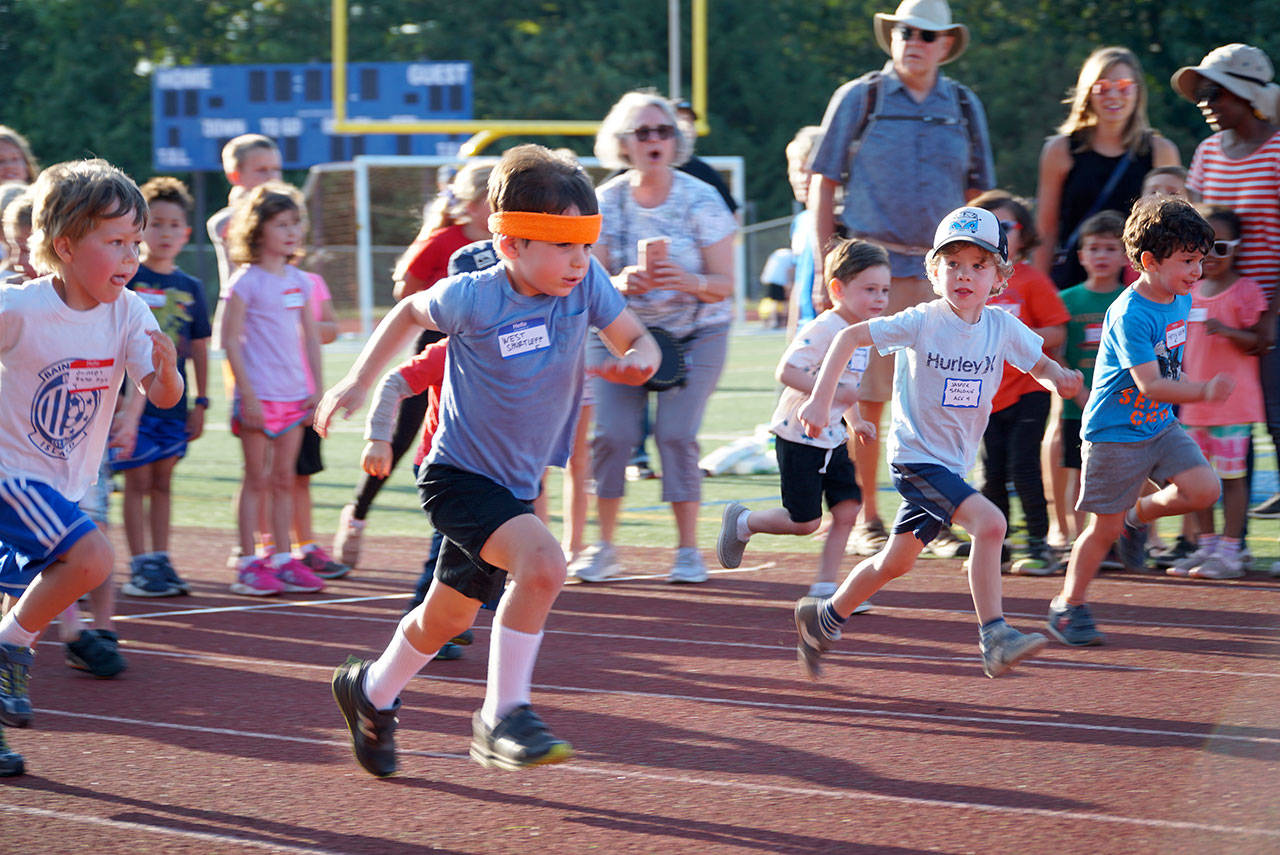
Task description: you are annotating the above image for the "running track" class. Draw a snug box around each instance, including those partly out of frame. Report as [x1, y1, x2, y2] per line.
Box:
[2, 527, 1276, 854]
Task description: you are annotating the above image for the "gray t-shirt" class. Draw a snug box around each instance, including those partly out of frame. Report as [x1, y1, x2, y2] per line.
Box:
[423, 258, 626, 500]
[809, 64, 995, 279]
[596, 170, 737, 337]
[869, 300, 1042, 475]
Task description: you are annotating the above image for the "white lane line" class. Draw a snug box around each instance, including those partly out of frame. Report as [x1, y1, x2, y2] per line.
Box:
[29, 709, 1280, 842]
[0, 802, 355, 854]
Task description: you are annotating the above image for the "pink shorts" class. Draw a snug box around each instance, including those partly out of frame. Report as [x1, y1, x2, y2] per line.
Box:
[1185, 424, 1251, 480]
[231, 399, 310, 438]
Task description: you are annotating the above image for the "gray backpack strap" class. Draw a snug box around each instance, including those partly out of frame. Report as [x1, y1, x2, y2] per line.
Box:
[842, 72, 883, 183]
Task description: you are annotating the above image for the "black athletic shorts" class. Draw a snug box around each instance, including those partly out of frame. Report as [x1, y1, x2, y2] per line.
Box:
[296, 424, 324, 477]
[417, 463, 532, 603]
[775, 435, 861, 523]
[1060, 417, 1082, 471]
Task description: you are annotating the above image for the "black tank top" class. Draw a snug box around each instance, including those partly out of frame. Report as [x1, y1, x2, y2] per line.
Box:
[1052, 131, 1154, 288]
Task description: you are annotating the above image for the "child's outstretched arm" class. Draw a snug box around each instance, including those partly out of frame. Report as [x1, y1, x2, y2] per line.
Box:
[315, 293, 439, 435]
[140, 329, 183, 409]
[591, 308, 659, 386]
[797, 322, 873, 437]
[1029, 354, 1084, 401]
[1130, 360, 1234, 404]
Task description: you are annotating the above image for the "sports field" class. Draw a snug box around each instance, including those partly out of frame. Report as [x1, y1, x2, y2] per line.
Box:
[2, 327, 1278, 854]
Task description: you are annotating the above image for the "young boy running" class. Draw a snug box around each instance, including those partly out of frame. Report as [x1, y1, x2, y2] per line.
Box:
[317, 145, 658, 776]
[717, 239, 889, 599]
[0, 160, 183, 773]
[794, 207, 1082, 679]
[1046, 197, 1232, 646]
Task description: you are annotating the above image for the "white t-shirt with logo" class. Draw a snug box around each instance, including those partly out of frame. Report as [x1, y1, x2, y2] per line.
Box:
[868, 299, 1042, 475]
[770, 310, 869, 448]
[0, 276, 159, 500]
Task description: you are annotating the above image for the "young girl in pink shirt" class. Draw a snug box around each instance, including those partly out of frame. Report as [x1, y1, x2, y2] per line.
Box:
[220, 183, 326, 596]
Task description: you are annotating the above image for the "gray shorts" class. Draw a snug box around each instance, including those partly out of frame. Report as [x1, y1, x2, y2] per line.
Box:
[1077, 424, 1208, 515]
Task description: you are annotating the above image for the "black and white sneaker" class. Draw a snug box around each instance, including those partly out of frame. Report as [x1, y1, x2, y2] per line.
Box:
[470, 705, 573, 770]
[331, 656, 399, 777]
[0, 644, 33, 728]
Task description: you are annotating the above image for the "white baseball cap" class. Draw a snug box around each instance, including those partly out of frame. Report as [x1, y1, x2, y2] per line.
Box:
[927, 206, 1009, 264]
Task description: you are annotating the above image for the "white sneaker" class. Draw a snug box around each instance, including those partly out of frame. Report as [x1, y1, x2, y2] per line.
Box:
[668, 547, 708, 583]
[1188, 553, 1245, 580]
[807, 581, 838, 597]
[1170, 542, 1216, 575]
[569, 543, 622, 583]
[332, 504, 365, 568]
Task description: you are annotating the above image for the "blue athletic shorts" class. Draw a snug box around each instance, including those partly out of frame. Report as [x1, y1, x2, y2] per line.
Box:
[109, 413, 188, 471]
[889, 462, 978, 545]
[0, 478, 98, 596]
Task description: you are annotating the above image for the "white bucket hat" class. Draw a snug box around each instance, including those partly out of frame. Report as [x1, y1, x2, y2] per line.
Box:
[874, 0, 970, 65]
[1171, 44, 1280, 123]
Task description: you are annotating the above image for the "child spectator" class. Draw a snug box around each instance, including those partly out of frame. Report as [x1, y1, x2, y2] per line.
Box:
[785, 126, 824, 338]
[219, 182, 325, 596]
[1047, 197, 1232, 646]
[794, 207, 1081, 679]
[0, 126, 38, 184]
[110, 177, 210, 597]
[716, 239, 889, 601]
[0, 159, 182, 774]
[1142, 165, 1189, 199]
[1168, 208, 1265, 579]
[207, 134, 283, 296]
[1056, 211, 1129, 545]
[972, 191, 1071, 574]
[758, 245, 794, 329]
[317, 145, 658, 776]
[0, 189, 35, 283]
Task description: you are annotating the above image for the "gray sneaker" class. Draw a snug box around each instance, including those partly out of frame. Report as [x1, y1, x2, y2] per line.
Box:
[980, 623, 1048, 678]
[716, 502, 751, 568]
[568, 542, 622, 583]
[794, 596, 837, 679]
[1046, 600, 1104, 647]
[668, 547, 708, 583]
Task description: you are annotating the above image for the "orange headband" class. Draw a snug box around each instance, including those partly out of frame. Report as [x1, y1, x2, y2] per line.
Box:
[487, 211, 602, 244]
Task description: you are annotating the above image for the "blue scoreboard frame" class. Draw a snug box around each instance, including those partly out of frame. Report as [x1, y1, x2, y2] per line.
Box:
[152, 61, 473, 172]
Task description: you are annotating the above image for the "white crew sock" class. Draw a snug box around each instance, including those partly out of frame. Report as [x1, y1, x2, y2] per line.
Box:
[737, 512, 753, 541]
[363, 612, 438, 710]
[480, 624, 544, 727]
[0, 611, 39, 648]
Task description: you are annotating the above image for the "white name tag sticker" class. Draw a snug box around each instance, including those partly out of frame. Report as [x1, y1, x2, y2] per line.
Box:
[847, 346, 870, 373]
[69, 358, 114, 393]
[282, 287, 305, 309]
[1084, 323, 1103, 344]
[1188, 307, 1208, 323]
[1165, 320, 1187, 349]
[135, 287, 167, 308]
[498, 318, 551, 359]
[992, 300, 1022, 318]
[942, 377, 982, 408]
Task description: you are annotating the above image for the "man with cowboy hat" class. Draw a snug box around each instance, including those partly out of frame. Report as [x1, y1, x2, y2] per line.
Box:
[806, 0, 995, 556]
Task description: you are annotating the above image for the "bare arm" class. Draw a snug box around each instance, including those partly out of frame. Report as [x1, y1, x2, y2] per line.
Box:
[1032, 136, 1071, 277]
[1130, 360, 1233, 404]
[649, 233, 735, 302]
[139, 329, 183, 410]
[392, 269, 430, 303]
[1029, 354, 1082, 400]
[592, 308, 659, 386]
[797, 322, 875, 436]
[776, 362, 861, 410]
[315, 297, 340, 344]
[1034, 322, 1066, 351]
[186, 337, 209, 441]
[299, 294, 324, 408]
[808, 174, 839, 313]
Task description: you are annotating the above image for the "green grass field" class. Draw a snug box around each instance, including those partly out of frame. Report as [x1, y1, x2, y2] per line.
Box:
[162, 327, 1280, 563]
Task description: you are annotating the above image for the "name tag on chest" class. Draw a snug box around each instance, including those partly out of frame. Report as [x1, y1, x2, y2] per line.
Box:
[847, 346, 870, 373]
[1165, 320, 1187, 349]
[69, 358, 114, 393]
[282, 288, 305, 310]
[942, 377, 982, 408]
[135, 287, 167, 309]
[1187, 307, 1208, 323]
[498, 318, 551, 359]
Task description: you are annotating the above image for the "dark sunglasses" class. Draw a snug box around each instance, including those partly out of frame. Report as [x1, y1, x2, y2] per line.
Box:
[893, 24, 939, 43]
[1210, 238, 1240, 257]
[998, 220, 1022, 233]
[630, 124, 676, 142]
[1195, 82, 1226, 105]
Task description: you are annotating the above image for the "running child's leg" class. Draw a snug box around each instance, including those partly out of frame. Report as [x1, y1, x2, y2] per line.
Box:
[4, 529, 114, 638]
[121, 465, 151, 558]
[818, 498, 859, 588]
[148, 456, 179, 555]
[951, 491, 1008, 625]
[830, 531, 924, 616]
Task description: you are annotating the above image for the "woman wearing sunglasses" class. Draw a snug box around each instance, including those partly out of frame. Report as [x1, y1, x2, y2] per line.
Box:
[1034, 46, 1181, 291]
[575, 91, 736, 584]
[1173, 44, 1280, 522]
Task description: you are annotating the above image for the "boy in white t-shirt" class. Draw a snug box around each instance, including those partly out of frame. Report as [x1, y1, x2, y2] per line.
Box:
[0, 160, 183, 775]
[794, 207, 1083, 679]
[717, 239, 888, 599]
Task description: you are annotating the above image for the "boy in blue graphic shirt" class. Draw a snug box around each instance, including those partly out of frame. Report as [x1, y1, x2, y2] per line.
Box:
[1047, 197, 1233, 647]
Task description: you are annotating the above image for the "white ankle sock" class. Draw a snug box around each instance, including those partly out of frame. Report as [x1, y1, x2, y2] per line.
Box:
[0, 612, 39, 648]
[737, 513, 752, 541]
[363, 613, 438, 710]
[480, 624, 544, 727]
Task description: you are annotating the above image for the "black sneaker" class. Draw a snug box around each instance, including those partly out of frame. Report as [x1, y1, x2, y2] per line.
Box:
[0, 644, 33, 728]
[121, 556, 181, 597]
[1046, 601, 1105, 646]
[331, 656, 399, 777]
[154, 554, 192, 594]
[1248, 492, 1280, 519]
[1150, 536, 1196, 569]
[0, 727, 23, 777]
[1116, 520, 1149, 572]
[65, 629, 127, 678]
[470, 705, 573, 770]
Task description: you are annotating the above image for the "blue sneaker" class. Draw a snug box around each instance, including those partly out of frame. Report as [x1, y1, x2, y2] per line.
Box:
[122, 556, 181, 597]
[0, 727, 23, 777]
[0, 644, 33, 728]
[1046, 601, 1104, 646]
[1116, 520, 1149, 572]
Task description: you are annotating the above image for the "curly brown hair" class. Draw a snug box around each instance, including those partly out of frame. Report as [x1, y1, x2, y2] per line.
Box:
[226, 181, 306, 265]
[1123, 196, 1213, 268]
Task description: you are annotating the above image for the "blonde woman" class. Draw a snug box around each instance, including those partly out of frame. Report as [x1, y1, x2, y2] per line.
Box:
[1034, 46, 1180, 289]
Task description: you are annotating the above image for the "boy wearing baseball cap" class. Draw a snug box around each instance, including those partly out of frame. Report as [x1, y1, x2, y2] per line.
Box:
[793, 207, 1083, 679]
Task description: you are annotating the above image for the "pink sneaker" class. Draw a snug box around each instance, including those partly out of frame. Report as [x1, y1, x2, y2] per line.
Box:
[275, 558, 325, 593]
[230, 559, 287, 596]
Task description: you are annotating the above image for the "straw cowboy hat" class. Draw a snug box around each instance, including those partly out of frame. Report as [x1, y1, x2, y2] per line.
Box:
[873, 0, 970, 65]
[1171, 44, 1280, 123]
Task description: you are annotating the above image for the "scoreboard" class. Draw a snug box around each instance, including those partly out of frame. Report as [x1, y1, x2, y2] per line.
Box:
[152, 61, 473, 172]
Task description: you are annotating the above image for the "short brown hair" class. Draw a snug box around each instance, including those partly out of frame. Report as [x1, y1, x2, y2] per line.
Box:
[824, 237, 888, 284]
[226, 181, 306, 265]
[140, 176, 193, 219]
[488, 144, 597, 217]
[29, 159, 146, 275]
[1079, 210, 1125, 242]
[220, 134, 279, 177]
[1123, 196, 1213, 267]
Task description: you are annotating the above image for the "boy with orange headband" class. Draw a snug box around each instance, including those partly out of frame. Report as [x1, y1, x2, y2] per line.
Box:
[317, 145, 658, 776]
